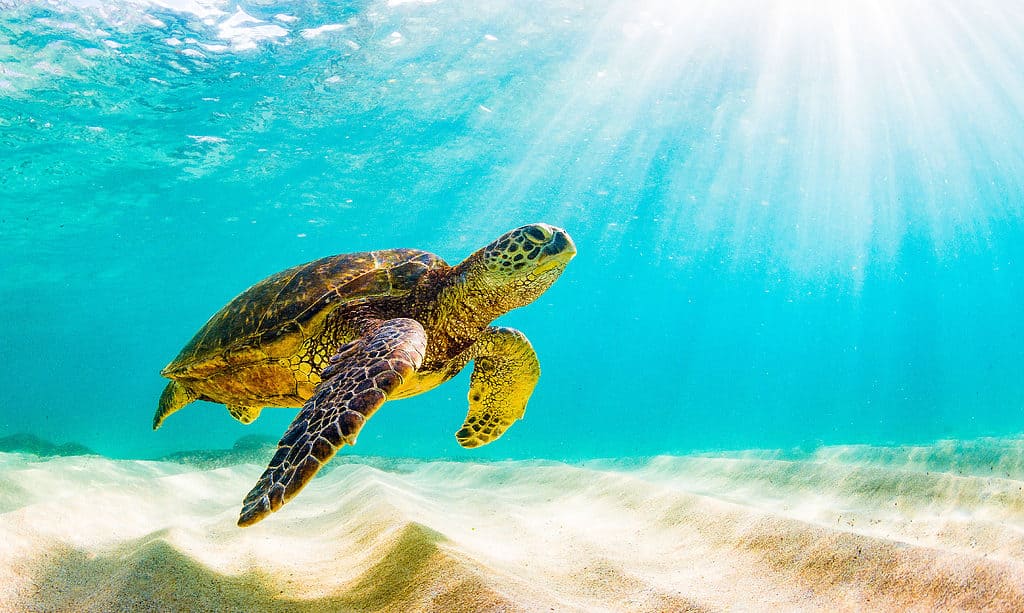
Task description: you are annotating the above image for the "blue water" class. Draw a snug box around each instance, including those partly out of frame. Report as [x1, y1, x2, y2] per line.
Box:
[2, 0, 1023, 461]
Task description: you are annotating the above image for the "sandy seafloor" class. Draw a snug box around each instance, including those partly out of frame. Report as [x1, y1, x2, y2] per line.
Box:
[1, 437, 1023, 612]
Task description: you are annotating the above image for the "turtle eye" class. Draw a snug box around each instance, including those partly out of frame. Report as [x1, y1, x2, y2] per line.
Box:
[523, 225, 552, 244]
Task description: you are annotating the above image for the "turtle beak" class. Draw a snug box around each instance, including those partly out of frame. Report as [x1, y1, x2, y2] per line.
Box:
[547, 227, 576, 258]
[536, 226, 576, 273]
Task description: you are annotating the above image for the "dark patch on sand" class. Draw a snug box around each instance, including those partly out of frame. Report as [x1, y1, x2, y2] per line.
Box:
[0, 433, 94, 457]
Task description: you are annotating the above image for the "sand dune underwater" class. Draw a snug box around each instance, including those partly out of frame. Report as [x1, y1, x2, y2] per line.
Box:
[1, 437, 1023, 612]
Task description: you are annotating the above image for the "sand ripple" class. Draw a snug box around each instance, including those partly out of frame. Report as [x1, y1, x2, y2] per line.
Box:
[1, 439, 1023, 611]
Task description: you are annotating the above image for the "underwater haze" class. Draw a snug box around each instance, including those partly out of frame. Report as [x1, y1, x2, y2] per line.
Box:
[3, 0, 1024, 461]
[5, 1, 1024, 610]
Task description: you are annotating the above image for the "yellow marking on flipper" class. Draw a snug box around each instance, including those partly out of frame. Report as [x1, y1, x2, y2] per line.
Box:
[153, 380, 198, 430]
[228, 405, 262, 424]
[455, 327, 540, 448]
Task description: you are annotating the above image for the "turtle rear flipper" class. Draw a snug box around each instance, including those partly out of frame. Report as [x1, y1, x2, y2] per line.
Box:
[153, 380, 198, 430]
[237, 318, 426, 527]
[228, 405, 263, 424]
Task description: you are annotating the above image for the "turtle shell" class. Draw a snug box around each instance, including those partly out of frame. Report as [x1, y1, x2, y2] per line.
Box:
[163, 248, 446, 378]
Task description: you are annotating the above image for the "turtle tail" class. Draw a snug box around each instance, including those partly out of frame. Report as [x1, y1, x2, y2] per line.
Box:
[154, 380, 198, 430]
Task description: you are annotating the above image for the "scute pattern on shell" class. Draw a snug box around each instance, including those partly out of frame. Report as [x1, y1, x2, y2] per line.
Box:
[163, 249, 445, 375]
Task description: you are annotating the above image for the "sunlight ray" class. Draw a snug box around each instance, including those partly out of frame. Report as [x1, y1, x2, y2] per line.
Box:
[465, 0, 1024, 283]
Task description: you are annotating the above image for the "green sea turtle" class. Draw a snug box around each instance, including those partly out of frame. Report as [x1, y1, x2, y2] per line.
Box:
[155, 223, 576, 526]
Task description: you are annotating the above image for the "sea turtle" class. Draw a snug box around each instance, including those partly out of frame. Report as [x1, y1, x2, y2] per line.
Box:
[156, 223, 576, 526]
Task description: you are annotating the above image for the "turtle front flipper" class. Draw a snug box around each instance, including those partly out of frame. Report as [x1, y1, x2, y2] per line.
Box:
[455, 327, 541, 449]
[237, 318, 426, 527]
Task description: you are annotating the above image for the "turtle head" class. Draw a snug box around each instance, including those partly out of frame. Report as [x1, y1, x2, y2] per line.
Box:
[462, 223, 576, 312]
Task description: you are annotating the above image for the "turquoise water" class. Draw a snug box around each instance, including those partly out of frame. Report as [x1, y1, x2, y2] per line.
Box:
[2, 0, 1023, 462]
